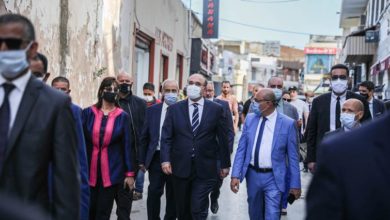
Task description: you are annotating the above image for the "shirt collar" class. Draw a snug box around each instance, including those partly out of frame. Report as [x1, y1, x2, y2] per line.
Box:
[0, 70, 32, 92]
[188, 97, 205, 107]
[331, 91, 347, 99]
[368, 99, 373, 104]
[264, 109, 277, 121]
[162, 102, 169, 110]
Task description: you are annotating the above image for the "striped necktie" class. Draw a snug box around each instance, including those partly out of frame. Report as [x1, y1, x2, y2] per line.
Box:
[192, 103, 199, 133]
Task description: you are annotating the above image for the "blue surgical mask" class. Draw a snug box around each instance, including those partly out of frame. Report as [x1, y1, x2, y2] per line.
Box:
[164, 92, 177, 105]
[340, 113, 356, 129]
[0, 42, 32, 79]
[250, 102, 262, 117]
[272, 88, 283, 101]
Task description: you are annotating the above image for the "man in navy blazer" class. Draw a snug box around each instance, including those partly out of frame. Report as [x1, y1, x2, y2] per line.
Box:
[138, 79, 179, 220]
[204, 81, 235, 214]
[161, 74, 231, 220]
[231, 88, 301, 220]
[358, 81, 386, 118]
[306, 113, 390, 220]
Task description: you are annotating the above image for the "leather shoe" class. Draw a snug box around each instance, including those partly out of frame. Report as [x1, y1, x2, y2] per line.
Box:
[210, 200, 219, 214]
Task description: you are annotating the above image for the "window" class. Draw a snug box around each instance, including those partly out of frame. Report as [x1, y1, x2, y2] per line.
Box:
[176, 54, 183, 88]
[160, 54, 169, 83]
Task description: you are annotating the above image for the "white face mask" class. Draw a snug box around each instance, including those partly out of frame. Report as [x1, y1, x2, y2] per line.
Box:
[187, 84, 202, 100]
[340, 112, 356, 129]
[144, 95, 154, 102]
[331, 79, 348, 94]
[0, 42, 32, 79]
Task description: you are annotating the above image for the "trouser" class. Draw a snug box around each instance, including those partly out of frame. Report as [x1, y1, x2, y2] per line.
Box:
[147, 151, 176, 220]
[210, 160, 223, 203]
[282, 169, 291, 209]
[171, 160, 217, 220]
[89, 182, 119, 220]
[246, 168, 282, 220]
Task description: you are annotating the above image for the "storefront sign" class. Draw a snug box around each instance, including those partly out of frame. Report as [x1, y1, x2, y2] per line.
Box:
[155, 28, 173, 52]
[304, 47, 338, 55]
[202, 0, 219, 39]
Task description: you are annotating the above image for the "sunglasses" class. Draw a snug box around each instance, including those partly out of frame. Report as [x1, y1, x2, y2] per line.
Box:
[0, 37, 26, 50]
[283, 98, 291, 102]
[331, 75, 347, 81]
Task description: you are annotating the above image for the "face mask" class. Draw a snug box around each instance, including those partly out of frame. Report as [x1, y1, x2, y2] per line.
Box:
[164, 93, 178, 105]
[272, 88, 283, 101]
[360, 93, 369, 100]
[250, 102, 262, 117]
[102, 91, 117, 103]
[331, 79, 348, 94]
[144, 95, 154, 102]
[0, 42, 32, 79]
[119, 83, 131, 94]
[340, 113, 356, 129]
[187, 84, 201, 100]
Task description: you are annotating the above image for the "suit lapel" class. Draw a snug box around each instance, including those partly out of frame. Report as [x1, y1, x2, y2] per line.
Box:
[271, 113, 283, 152]
[196, 100, 209, 133]
[155, 103, 163, 131]
[181, 100, 192, 132]
[6, 77, 41, 159]
[324, 93, 331, 131]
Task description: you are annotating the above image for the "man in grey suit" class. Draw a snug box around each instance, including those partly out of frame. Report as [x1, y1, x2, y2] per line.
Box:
[267, 76, 299, 215]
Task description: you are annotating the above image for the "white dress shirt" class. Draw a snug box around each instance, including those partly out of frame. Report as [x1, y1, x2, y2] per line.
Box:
[0, 71, 31, 134]
[157, 102, 169, 150]
[330, 92, 346, 131]
[368, 98, 374, 118]
[250, 109, 277, 168]
[188, 98, 204, 124]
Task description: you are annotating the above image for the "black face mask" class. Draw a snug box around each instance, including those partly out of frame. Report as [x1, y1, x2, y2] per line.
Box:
[102, 92, 117, 103]
[119, 83, 131, 94]
[360, 93, 369, 100]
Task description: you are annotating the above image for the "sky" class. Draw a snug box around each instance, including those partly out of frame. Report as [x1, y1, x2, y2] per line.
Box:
[181, 0, 343, 49]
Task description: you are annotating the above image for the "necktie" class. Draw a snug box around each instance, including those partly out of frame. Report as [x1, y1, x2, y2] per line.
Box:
[0, 83, 15, 168]
[254, 117, 267, 169]
[336, 96, 341, 129]
[191, 103, 199, 134]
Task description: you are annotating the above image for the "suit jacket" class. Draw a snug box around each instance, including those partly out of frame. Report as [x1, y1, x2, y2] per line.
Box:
[372, 99, 386, 118]
[306, 91, 371, 163]
[139, 103, 164, 169]
[306, 114, 390, 220]
[281, 101, 299, 121]
[213, 98, 235, 153]
[160, 99, 231, 179]
[0, 76, 80, 220]
[231, 112, 301, 192]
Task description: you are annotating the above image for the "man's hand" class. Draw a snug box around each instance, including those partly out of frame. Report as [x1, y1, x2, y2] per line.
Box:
[230, 177, 240, 193]
[161, 162, 172, 175]
[289, 188, 302, 199]
[124, 176, 135, 191]
[308, 162, 316, 173]
[139, 164, 146, 172]
[220, 168, 230, 178]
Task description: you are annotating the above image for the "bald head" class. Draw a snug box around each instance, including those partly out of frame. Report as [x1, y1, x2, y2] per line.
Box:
[268, 77, 284, 89]
[162, 79, 179, 93]
[254, 88, 277, 116]
[117, 70, 133, 85]
[342, 98, 364, 122]
[188, 73, 207, 87]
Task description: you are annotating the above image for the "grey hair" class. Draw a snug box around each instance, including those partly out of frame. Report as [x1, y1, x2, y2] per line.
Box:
[162, 79, 179, 91]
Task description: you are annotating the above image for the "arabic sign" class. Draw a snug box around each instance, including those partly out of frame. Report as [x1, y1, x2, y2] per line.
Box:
[202, 0, 219, 39]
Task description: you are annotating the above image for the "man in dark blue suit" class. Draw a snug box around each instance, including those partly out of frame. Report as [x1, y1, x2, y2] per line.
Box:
[204, 81, 235, 214]
[161, 74, 231, 220]
[306, 113, 390, 220]
[139, 79, 179, 220]
[358, 81, 386, 118]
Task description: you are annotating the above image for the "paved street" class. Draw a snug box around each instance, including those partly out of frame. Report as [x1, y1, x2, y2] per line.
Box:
[111, 131, 312, 220]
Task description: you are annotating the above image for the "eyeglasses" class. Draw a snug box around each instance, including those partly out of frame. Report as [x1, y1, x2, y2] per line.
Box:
[283, 98, 291, 102]
[0, 37, 26, 50]
[32, 72, 47, 78]
[331, 75, 347, 81]
[269, 85, 283, 89]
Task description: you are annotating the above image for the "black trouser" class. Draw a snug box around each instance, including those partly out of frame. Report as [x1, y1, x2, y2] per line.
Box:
[172, 160, 217, 220]
[209, 177, 223, 203]
[89, 181, 119, 220]
[115, 181, 133, 220]
[147, 151, 176, 220]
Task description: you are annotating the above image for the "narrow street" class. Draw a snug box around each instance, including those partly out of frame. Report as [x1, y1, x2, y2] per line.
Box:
[112, 131, 312, 220]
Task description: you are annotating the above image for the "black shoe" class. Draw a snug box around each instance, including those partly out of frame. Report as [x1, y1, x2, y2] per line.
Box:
[210, 200, 219, 214]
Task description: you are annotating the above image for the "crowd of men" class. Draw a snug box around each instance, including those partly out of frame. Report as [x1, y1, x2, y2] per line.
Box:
[1, 13, 390, 220]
